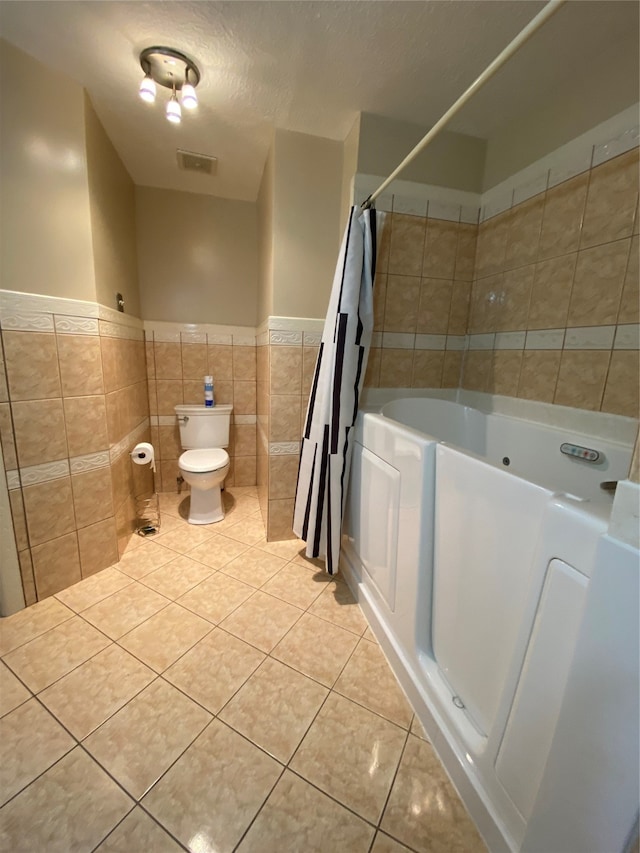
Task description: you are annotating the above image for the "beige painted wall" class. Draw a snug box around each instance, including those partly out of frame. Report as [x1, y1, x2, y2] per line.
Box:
[483, 48, 639, 189]
[84, 95, 141, 317]
[340, 115, 361, 234]
[358, 113, 487, 193]
[257, 144, 275, 325]
[135, 186, 258, 325]
[272, 129, 343, 319]
[0, 40, 95, 301]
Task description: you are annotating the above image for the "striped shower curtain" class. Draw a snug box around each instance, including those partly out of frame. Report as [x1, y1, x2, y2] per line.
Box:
[293, 205, 385, 575]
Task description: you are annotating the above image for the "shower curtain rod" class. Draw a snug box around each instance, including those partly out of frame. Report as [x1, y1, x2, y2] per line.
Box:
[362, 0, 567, 208]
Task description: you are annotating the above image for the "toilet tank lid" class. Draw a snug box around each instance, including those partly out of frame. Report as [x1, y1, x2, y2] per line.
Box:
[175, 404, 233, 416]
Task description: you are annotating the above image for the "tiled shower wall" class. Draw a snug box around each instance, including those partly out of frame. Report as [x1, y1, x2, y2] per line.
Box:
[144, 330, 257, 493]
[0, 303, 151, 605]
[364, 213, 476, 390]
[463, 147, 639, 415]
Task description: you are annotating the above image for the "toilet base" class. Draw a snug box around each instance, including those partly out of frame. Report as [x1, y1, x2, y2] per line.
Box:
[187, 484, 224, 524]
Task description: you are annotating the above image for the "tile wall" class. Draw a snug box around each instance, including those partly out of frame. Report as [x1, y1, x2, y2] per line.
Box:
[257, 324, 320, 541]
[0, 297, 151, 605]
[463, 147, 639, 416]
[144, 326, 257, 493]
[364, 211, 477, 391]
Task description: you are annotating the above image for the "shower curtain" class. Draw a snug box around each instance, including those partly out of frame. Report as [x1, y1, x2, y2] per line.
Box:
[293, 205, 384, 575]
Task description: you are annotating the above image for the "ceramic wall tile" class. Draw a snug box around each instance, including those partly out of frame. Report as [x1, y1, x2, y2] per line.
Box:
[517, 350, 562, 403]
[2, 332, 61, 401]
[12, 399, 68, 468]
[181, 344, 207, 380]
[388, 213, 426, 276]
[416, 279, 452, 335]
[384, 275, 420, 333]
[57, 335, 104, 397]
[31, 532, 82, 599]
[22, 477, 76, 547]
[64, 396, 109, 457]
[568, 239, 630, 327]
[422, 219, 458, 279]
[554, 350, 611, 410]
[601, 350, 640, 417]
[581, 148, 639, 248]
[78, 518, 119, 578]
[538, 171, 589, 260]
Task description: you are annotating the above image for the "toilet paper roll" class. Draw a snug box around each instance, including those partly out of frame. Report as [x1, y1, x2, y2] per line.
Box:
[130, 442, 156, 471]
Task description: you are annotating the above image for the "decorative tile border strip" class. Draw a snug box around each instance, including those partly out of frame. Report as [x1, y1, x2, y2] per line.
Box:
[0, 289, 144, 329]
[99, 320, 144, 341]
[468, 324, 640, 352]
[6, 469, 21, 490]
[150, 413, 257, 427]
[0, 310, 55, 332]
[270, 330, 303, 346]
[54, 316, 99, 336]
[69, 451, 110, 474]
[19, 459, 70, 487]
[109, 419, 150, 463]
[269, 441, 300, 455]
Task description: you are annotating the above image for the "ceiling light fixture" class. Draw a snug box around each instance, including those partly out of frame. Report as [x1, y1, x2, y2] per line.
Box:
[138, 46, 201, 124]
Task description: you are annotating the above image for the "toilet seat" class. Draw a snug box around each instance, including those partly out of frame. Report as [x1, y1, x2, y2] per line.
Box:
[179, 448, 229, 473]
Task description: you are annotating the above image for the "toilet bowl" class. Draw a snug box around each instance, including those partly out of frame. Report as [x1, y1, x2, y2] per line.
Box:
[175, 404, 233, 525]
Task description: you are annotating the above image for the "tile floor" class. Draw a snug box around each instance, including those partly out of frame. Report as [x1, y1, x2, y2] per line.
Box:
[0, 486, 486, 853]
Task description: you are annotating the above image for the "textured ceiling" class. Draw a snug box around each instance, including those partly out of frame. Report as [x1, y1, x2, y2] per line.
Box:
[0, 1, 637, 201]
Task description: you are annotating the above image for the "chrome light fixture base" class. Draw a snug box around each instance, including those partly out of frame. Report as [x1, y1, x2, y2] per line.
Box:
[139, 46, 201, 92]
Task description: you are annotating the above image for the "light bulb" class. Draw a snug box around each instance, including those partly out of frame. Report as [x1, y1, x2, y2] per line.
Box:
[139, 74, 156, 103]
[181, 83, 198, 110]
[166, 94, 181, 124]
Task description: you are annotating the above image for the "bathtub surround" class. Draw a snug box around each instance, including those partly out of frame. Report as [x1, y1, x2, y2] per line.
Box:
[356, 109, 639, 420]
[143, 321, 257, 493]
[0, 291, 151, 606]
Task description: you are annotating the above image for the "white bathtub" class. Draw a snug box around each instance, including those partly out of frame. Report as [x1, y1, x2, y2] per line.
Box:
[341, 395, 639, 853]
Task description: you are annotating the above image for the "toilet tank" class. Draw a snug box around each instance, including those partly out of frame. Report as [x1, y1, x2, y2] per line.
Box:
[175, 404, 232, 449]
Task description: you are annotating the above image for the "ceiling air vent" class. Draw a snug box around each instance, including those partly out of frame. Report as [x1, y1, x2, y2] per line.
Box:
[177, 149, 218, 176]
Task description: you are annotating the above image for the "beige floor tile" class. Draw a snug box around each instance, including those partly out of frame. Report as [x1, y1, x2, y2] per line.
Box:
[257, 537, 307, 562]
[95, 807, 183, 852]
[335, 638, 413, 729]
[371, 831, 414, 852]
[237, 769, 374, 853]
[219, 547, 286, 587]
[121, 531, 147, 554]
[0, 699, 75, 805]
[164, 628, 265, 713]
[3, 616, 111, 693]
[220, 658, 328, 762]
[381, 735, 486, 853]
[308, 579, 368, 635]
[0, 596, 73, 656]
[55, 566, 132, 613]
[410, 714, 429, 741]
[139, 555, 214, 599]
[84, 679, 211, 799]
[117, 541, 178, 579]
[119, 603, 213, 672]
[158, 492, 190, 519]
[222, 514, 267, 546]
[82, 582, 170, 640]
[155, 512, 183, 533]
[39, 645, 155, 740]
[0, 748, 132, 852]
[271, 612, 359, 686]
[142, 719, 282, 853]
[219, 591, 302, 652]
[291, 692, 406, 824]
[0, 662, 30, 717]
[260, 562, 330, 609]
[363, 625, 378, 644]
[177, 572, 253, 624]
[290, 549, 328, 571]
[186, 533, 250, 569]
[155, 523, 217, 554]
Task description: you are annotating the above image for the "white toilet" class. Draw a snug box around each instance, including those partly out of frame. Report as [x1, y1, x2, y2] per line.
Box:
[175, 404, 233, 524]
